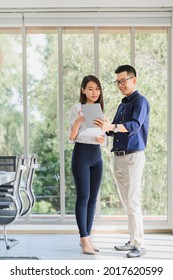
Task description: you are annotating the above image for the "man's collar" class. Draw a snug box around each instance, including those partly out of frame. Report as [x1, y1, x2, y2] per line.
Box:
[122, 90, 138, 103]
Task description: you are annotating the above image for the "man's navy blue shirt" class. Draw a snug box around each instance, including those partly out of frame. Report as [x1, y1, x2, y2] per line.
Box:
[107, 90, 150, 152]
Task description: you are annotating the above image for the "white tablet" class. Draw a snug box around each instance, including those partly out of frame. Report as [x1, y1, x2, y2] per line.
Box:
[81, 103, 103, 128]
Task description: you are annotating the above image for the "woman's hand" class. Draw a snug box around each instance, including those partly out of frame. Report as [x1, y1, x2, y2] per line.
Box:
[76, 110, 85, 124]
[96, 135, 105, 144]
[69, 110, 85, 141]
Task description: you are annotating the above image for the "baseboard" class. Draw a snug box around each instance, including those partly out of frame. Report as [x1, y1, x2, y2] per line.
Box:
[0, 224, 172, 234]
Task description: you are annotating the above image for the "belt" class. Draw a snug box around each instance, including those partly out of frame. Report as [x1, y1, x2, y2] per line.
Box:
[114, 150, 137, 156]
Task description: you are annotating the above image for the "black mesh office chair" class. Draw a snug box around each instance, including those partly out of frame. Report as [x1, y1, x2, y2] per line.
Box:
[0, 156, 17, 194]
[0, 156, 17, 172]
[0, 155, 27, 249]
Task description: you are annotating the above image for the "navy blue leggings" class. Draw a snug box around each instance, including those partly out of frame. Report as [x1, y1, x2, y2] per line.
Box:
[72, 142, 103, 237]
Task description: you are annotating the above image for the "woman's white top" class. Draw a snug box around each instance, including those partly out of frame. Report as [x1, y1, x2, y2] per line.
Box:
[69, 102, 105, 145]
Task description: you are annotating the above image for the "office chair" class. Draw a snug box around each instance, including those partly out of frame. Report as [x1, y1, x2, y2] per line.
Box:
[0, 155, 17, 194]
[0, 155, 27, 249]
[0, 156, 17, 172]
[20, 154, 39, 216]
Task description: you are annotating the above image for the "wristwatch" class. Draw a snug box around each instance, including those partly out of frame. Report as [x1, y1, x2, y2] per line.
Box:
[113, 123, 119, 133]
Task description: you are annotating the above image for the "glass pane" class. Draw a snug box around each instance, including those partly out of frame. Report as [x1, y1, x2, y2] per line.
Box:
[99, 27, 168, 219]
[135, 28, 168, 217]
[0, 30, 23, 155]
[27, 29, 60, 215]
[0, 25, 168, 222]
[99, 28, 130, 215]
[63, 28, 95, 215]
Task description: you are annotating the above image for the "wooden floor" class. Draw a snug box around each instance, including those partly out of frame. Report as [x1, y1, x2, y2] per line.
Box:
[0, 232, 173, 260]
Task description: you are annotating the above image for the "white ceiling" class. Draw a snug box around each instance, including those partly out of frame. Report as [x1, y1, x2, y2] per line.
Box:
[0, 0, 173, 10]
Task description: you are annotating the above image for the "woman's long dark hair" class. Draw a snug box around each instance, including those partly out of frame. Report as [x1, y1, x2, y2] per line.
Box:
[79, 75, 104, 111]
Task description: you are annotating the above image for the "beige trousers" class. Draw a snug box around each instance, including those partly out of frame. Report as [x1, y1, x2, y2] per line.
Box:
[114, 151, 145, 249]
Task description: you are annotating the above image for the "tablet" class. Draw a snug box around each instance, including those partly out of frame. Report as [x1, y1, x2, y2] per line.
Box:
[81, 103, 103, 128]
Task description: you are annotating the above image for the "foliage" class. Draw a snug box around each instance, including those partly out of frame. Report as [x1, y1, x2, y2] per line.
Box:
[0, 35, 23, 155]
[0, 29, 168, 216]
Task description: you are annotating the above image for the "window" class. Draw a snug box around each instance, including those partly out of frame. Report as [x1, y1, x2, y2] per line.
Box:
[63, 28, 95, 215]
[0, 28, 23, 156]
[135, 27, 168, 217]
[0, 16, 171, 228]
[27, 28, 60, 215]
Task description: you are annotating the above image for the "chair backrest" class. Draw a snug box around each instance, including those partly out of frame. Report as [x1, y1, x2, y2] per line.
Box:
[20, 154, 39, 216]
[26, 154, 39, 206]
[12, 156, 27, 215]
[0, 155, 27, 225]
[0, 156, 17, 172]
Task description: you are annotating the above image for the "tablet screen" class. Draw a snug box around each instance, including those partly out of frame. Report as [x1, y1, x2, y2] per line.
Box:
[81, 103, 103, 128]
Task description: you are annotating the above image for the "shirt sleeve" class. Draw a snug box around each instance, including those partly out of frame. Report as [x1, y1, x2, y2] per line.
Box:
[68, 103, 80, 143]
[123, 97, 150, 135]
[69, 104, 79, 128]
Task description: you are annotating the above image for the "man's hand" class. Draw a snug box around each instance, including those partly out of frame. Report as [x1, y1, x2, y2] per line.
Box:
[93, 118, 114, 132]
[93, 118, 128, 133]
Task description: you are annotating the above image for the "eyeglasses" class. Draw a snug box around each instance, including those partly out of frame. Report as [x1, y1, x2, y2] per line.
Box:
[114, 77, 134, 87]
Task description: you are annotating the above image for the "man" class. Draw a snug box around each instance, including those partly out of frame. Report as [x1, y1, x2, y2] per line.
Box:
[94, 65, 150, 258]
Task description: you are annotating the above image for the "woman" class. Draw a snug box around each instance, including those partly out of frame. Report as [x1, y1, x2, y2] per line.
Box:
[69, 75, 105, 255]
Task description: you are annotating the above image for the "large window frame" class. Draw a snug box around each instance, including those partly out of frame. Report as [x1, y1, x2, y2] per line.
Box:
[0, 10, 173, 232]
